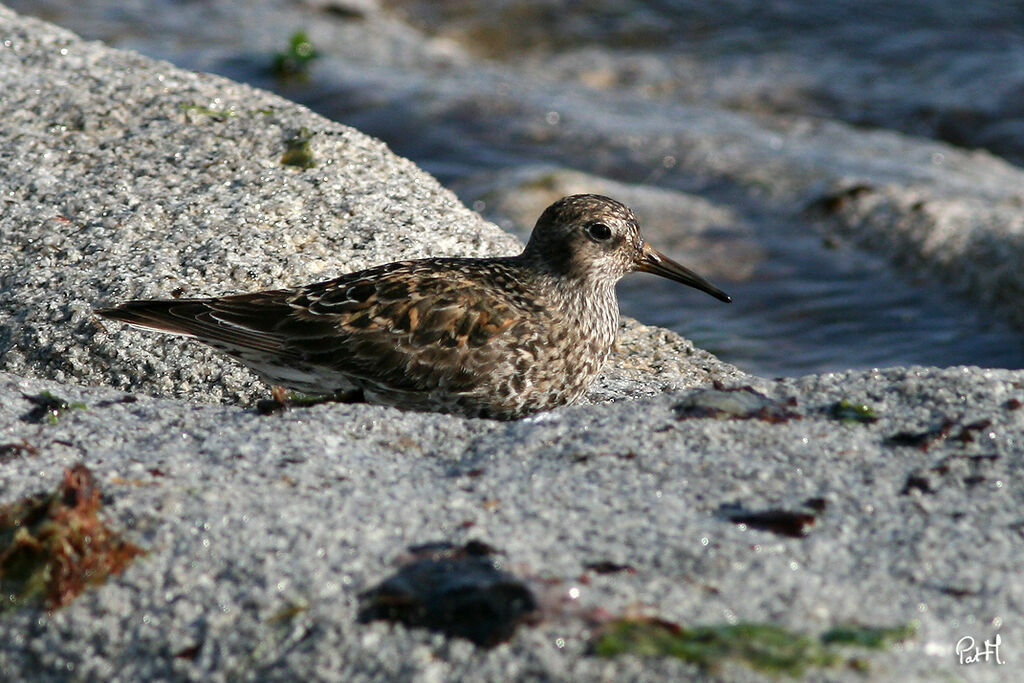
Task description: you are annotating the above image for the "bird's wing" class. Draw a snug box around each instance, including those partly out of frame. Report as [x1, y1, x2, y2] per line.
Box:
[98, 259, 543, 392]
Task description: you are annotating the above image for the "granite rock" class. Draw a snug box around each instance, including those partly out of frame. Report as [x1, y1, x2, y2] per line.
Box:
[0, 7, 1021, 682]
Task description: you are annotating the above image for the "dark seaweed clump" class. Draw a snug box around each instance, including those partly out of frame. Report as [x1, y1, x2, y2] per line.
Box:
[0, 464, 144, 611]
[358, 541, 537, 647]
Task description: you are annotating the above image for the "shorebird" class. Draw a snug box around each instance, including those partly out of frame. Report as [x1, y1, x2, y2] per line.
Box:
[96, 194, 730, 419]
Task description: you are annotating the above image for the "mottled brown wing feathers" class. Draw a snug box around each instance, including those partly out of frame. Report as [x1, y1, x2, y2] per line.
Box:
[283, 262, 532, 391]
[97, 259, 542, 393]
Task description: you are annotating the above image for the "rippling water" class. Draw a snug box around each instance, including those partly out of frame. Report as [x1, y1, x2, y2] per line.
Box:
[11, 0, 1024, 375]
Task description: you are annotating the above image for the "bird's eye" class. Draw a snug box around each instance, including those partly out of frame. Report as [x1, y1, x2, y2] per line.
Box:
[585, 222, 613, 242]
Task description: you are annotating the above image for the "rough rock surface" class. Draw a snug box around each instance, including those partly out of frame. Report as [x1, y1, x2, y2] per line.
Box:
[0, 7, 1020, 682]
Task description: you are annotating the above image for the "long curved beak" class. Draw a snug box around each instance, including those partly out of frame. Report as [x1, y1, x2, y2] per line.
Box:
[637, 243, 732, 303]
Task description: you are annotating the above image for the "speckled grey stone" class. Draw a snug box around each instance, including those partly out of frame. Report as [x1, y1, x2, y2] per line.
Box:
[2, 365, 1022, 682]
[1, 7, 1022, 683]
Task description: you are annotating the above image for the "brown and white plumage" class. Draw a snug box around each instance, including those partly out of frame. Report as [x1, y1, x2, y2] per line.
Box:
[96, 194, 730, 419]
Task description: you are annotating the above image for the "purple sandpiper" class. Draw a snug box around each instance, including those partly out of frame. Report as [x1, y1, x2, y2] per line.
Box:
[96, 194, 730, 419]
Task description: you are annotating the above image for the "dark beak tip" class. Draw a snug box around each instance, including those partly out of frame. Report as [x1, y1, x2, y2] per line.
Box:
[638, 250, 733, 305]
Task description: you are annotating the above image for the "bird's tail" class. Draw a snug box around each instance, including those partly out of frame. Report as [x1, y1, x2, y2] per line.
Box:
[95, 294, 296, 355]
[95, 300, 213, 338]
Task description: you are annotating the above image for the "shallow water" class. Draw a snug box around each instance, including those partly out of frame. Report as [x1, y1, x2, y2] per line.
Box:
[617, 212, 1024, 376]
[11, 0, 1024, 376]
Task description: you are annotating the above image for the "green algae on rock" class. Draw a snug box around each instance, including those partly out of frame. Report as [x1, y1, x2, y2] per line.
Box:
[821, 623, 918, 649]
[591, 617, 916, 677]
[20, 391, 86, 425]
[280, 127, 317, 169]
[827, 399, 879, 424]
[272, 30, 318, 80]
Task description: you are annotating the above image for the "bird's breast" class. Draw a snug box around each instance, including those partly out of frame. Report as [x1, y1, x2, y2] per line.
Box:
[511, 284, 619, 408]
